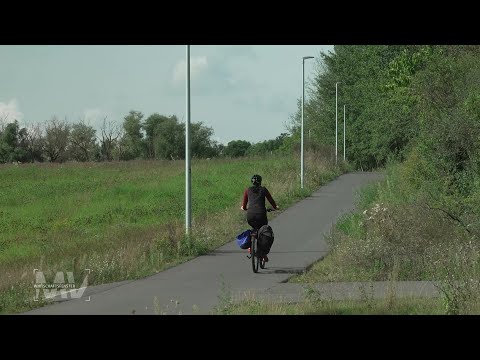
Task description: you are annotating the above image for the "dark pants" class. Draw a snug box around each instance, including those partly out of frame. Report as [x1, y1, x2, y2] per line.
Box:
[247, 212, 268, 230]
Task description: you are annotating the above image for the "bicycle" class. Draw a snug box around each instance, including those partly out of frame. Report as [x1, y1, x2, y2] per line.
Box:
[247, 208, 275, 273]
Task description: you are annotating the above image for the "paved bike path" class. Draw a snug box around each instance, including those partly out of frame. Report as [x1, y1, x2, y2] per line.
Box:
[25, 172, 383, 315]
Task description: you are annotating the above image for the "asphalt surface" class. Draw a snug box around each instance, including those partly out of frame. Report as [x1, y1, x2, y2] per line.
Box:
[25, 171, 383, 315]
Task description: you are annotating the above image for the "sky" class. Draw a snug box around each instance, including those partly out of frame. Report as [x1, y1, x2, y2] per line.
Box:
[0, 45, 333, 144]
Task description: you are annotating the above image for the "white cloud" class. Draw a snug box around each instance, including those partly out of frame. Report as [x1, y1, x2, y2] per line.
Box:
[0, 99, 24, 124]
[172, 56, 208, 86]
[163, 48, 259, 97]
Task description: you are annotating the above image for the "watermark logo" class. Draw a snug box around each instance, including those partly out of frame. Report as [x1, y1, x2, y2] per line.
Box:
[33, 269, 91, 302]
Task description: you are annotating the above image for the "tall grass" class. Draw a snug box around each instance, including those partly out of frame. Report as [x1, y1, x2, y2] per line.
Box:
[217, 292, 446, 315]
[292, 159, 480, 314]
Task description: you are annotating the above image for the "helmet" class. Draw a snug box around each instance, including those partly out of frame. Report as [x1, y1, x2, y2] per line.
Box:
[251, 174, 262, 186]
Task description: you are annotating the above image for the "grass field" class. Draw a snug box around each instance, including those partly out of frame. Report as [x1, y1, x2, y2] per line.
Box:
[214, 284, 446, 315]
[218, 297, 446, 315]
[0, 153, 341, 313]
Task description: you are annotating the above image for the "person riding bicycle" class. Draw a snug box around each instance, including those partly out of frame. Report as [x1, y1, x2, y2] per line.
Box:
[240, 174, 279, 262]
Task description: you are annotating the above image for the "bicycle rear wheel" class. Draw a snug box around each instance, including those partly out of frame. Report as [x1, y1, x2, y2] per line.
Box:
[251, 237, 259, 273]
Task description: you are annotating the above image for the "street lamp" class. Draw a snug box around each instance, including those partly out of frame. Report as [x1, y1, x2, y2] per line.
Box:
[335, 82, 340, 165]
[343, 104, 346, 161]
[301, 56, 314, 189]
[186, 45, 191, 234]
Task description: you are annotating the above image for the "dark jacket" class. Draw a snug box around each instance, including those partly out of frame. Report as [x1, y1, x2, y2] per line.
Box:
[242, 185, 277, 215]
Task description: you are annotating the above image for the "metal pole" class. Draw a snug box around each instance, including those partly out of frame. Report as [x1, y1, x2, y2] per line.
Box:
[301, 59, 305, 189]
[301, 56, 314, 189]
[335, 82, 338, 165]
[186, 45, 191, 234]
[343, 104, 346, 161]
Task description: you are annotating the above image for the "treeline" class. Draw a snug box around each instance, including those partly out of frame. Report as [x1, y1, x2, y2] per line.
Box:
[291, 45, 480, 235]
[0, 110, 290, 163]
[293, 45, 480, 172]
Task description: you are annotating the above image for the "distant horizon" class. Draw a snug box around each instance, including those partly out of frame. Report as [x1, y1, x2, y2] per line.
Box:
[0, 107, 291, 146]
[0, 45, 333, 145]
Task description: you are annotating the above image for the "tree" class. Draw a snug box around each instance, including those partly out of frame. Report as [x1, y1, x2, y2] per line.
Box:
[214, 143, 225, 157]
[143, 113, 170, 158]
[191, 122, 219, 158]
[16, 126, 30, 162]
[0, 121, 17, 163]
[42, 117, 71, 163]
[0, 120, 29, 163]
[121, 110, 145, 160]
[98, 117, 121, 161]
[246, 133, 289, 156]
[0, 113, 8, 132]
[286, 45, 431, 168]
[145, 114, 219, 160]
[69, 121, 97, 162]
[153, 117, 185, 160]
[223, 140, 251, 158]
[0, 121, 17, 162]
[24, 123, 44, 162]
[113, 127, 128, 161]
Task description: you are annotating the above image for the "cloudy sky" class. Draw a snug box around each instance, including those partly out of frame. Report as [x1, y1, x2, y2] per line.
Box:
[0, 45, 333, 144]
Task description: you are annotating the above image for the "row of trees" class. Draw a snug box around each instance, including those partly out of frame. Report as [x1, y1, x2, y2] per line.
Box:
[222, 133, 289, 158]
[287, 45, 480, 231]
[0, 111, 291, 163]
[290, 45, 480, 171]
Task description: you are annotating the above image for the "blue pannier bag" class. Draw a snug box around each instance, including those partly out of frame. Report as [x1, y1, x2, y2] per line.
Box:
[236, 229, 252, 249]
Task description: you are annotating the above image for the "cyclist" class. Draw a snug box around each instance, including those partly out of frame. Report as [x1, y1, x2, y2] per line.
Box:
[240, 174, 279, 262]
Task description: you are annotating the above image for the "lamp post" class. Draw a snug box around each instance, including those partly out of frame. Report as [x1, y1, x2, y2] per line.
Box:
[343, 104, 346, 161]
[301, 56, 314, 189]
[335, 82, 340, 165]
[186, 45, 191, 234]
